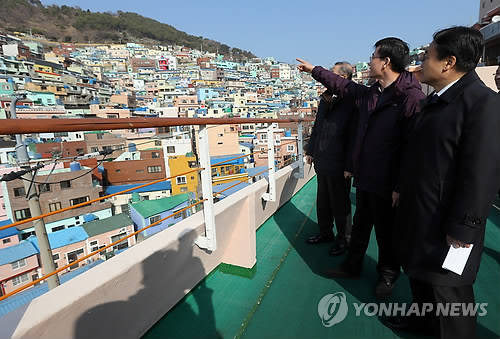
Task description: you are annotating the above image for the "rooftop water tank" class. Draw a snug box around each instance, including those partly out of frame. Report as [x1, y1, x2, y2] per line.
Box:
[70, 161, 81, 172]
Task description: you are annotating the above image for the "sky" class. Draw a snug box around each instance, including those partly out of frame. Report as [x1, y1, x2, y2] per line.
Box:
[42, 0, 479, 67]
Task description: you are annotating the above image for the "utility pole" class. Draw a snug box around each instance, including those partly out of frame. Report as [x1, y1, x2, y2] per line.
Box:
[10, 96, 60, 289]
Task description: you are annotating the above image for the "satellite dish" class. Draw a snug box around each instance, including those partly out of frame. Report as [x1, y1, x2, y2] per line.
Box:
[492, 15, 500, 23]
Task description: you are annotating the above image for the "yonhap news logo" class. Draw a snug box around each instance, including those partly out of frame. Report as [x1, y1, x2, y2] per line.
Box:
[317, 292, 349, 327]
[317, 292, 488, 327]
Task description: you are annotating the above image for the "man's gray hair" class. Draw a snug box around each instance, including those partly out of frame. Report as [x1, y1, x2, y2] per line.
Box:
[334, 61, 354, 80]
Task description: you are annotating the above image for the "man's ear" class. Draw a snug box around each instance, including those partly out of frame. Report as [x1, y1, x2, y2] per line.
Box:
[443, 55, 457, 72]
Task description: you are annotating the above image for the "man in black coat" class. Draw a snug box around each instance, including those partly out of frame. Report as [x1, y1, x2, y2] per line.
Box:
[305, 62, 357, 256]
[385, 27, 500, 338]
[495, 63, 500, 93]
[297, 37, 425, 300]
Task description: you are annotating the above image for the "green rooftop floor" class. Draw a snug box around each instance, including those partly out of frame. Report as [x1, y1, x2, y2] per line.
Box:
[143, 177, 500, 339]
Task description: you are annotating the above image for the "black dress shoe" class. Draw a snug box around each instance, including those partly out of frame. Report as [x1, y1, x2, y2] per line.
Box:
[306, 234, 334, 245]
[329, 240, 347, 256]
[324, 265, 360, 279]
[374, 277, 395, 300]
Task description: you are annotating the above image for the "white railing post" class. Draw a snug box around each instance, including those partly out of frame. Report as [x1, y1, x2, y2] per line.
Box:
[294, 121, 304, 179]
[262, 124, 276, 202]
[195, 124, 217, 251]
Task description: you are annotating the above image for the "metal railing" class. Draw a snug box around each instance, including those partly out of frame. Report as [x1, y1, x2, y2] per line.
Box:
[0, 116, 312, 302]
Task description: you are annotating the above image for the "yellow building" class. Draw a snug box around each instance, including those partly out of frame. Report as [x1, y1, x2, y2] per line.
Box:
[168, 154, 199, 196]
[211, 163, 245, 177]
[212, 172, 249, 186]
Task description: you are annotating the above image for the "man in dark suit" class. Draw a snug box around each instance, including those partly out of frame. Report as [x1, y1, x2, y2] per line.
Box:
[305, 62, 357, 256]
[495, 63, 500, 93]
[297, 38, 425, 300]
[385, 27, 500, 338]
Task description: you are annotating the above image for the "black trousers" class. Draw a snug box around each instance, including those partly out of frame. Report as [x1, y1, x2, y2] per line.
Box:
[409, 277, 476, 339]
[343, 189, 400, 279]
[316, 173, 352, 241]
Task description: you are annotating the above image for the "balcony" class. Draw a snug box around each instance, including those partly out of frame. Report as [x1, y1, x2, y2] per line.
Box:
[0, 118, 497, 339]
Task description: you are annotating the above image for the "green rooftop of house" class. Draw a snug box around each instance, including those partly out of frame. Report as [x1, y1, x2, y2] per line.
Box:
[142, 177, 500, 339]
[131, 193, 191, 218]
[82, 213, 133, 237]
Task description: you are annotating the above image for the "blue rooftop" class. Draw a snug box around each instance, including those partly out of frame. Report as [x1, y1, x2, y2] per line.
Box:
[245, 166, 269, 178]
[213, 181, 250, 199]
[27, 227, 88, 250]
[0, 241, 38, 266]
[104, 181, 172, 195]
[210, 154, 245, 166]
[0, 219, 18, 239]
[239, 142, 254, 149]
[0, 259, 103, 318]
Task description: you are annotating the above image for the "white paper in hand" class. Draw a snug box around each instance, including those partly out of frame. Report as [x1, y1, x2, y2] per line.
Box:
[442, 245, 473, 275]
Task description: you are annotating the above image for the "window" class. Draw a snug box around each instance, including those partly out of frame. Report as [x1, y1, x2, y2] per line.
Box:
[14, 208, 31, 221]
[148, 166, 162, 173]
[38, 183, 51, 193]
[70, 196, 90, 206]
[49, 202, 62, 212]
[11, 258, 27, 270]
[67, 248, 84, 269]
[91, 147, 99, 152]
[3, 238, 11, 244]
[136, 169, 144, 173]
[180, 187, 188, 192]
[52, 253, 59, 261]
[115, 169, 121, 173]
[218, 133, 224, 137]
[287, 145, 295, 152]
[90, 240, 99, 252]
[261, 134, 267, 140]
[176, 176, 187, 185]
[13, 187, 26, 197]
[155, 140, 162, 146]
[96, 133, 104, 140]
[76, 148, 84, 155]
[51, 225, 65, 232]
[217, 142, 223, 145]
[111, 232, 128, 251]
[152, 152, 160, 159]
[59, 180, 71, 190]
[54, 132, 68, 137]
[150, 215, 161, 224]
[166, 146, 175, 153]
[121, 204, 129, 215]
[12, 273, 29, 286]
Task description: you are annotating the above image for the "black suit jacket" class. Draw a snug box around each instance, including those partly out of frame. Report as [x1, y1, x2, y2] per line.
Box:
[305, 91, 358, 175]
[396, 71, 500, 286]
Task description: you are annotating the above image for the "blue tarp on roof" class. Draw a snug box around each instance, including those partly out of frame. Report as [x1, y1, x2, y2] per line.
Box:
[27, 227, 88, 250]
[104, 181, 172, 195]
[0, 259, 103, 318]
[210, 154, 245, 166]
[239, 142, 254, 149]
[0, 220, 18, 239]
[0, 241, 38, 266]
[245, 166, 269, 178]
[213, 181, 250, 199]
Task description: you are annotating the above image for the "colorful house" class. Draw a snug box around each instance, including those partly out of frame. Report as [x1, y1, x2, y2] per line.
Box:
[0, 241, 39, 296]
[168, 154, 199, 196]
[129, 193, 192, 239]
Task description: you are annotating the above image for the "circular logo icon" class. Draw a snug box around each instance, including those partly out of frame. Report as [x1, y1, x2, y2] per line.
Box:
[317, 292, 348, 327]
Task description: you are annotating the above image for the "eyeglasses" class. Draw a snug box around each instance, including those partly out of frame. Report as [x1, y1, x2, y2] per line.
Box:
[370, 54, 384, 61]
